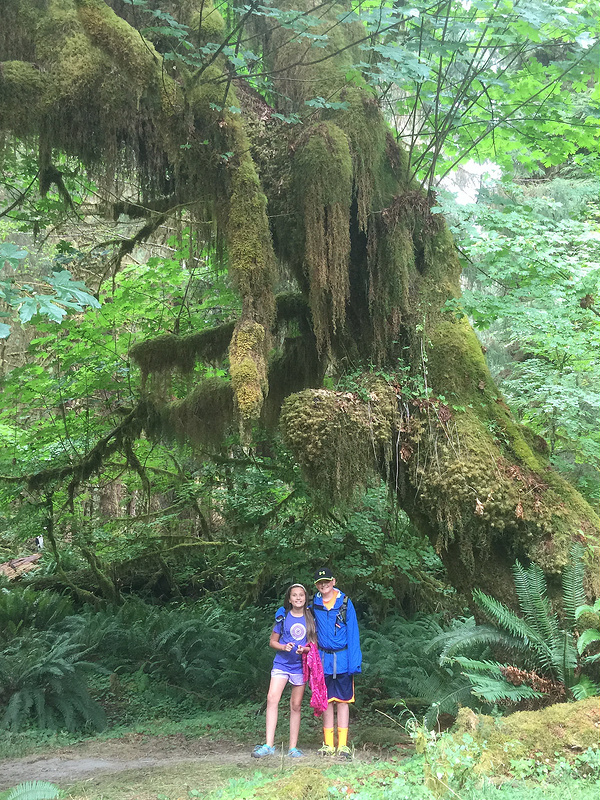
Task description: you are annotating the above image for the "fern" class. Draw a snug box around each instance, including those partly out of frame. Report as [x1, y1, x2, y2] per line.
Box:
[445, 548, 598, 704]
[361, 615, 474, 726]
[562, 543, 587, 628]
[7, 782, 60, 800]
[0, 632, 106, 732]
[512, 561, 560, 646]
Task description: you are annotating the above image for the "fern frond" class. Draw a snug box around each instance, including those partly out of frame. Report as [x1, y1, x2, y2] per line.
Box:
[453, 657, 504, 675]
[465, 673, 543, 703]
[7, 781, 60, 800]
[562, 544, 587, 629]
[550, 630, 578, 686]
[472, 589, 538, 643]
[512, 562, 560, 645]
[570, 676, 600, 700]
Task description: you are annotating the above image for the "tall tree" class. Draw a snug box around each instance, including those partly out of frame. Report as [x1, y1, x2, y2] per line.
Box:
[0, 0, 598, 597]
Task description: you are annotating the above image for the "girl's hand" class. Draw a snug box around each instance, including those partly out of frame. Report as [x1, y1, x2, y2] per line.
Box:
[296, 645, 309, 654]
[283, 642, 294, 652]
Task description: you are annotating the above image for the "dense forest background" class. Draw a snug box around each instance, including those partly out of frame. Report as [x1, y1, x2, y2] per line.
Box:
[0, 0, 599, 746]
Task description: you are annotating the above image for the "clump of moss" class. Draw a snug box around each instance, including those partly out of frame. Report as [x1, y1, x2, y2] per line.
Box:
[280, 383, 398, 503]
[445, 698, 600, 775]
[130, 324, 234, 385]
[227, 155, 276, 321]
[0, 60, 45, 134]
[230, 320, 268, 429]
[257, 766, 330, 800]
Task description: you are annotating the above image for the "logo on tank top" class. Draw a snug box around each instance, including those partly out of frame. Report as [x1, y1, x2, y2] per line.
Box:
[290, 622, 306, 640]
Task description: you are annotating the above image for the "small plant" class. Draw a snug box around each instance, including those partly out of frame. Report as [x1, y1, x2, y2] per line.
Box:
[576, 599, 600, 664]
[7, 781, 60, 800]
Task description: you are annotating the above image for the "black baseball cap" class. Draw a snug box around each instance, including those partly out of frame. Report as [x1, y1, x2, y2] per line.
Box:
[314, 567, 334, 583]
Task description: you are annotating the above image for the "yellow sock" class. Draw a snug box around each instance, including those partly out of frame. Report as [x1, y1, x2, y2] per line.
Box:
[338, 727, 348, 748]
[323, 727, 334, 747]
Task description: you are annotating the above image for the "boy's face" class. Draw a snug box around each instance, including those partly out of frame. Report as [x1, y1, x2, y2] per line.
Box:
[316, 578, 336, 598]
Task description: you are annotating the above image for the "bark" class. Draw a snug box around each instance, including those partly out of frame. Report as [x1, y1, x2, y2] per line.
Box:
[1, 0, 597, 598]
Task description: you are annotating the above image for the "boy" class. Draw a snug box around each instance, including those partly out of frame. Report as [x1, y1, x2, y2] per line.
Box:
[312, 567, 362, 760]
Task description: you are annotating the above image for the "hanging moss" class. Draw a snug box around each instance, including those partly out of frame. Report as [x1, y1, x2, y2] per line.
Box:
[0, 61, 45, 135]
[129, 324, 234, 384]
[167, 377, 233, 446]
[292, 121, 353, 353]
[229, 320, 268, 427]
[227, 156, 276, 317]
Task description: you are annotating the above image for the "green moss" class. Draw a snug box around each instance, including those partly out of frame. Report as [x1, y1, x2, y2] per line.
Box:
[230, 321, 268, 426]
[280, 383, 397, 503]
[293, 122, 353, 352]
[188, 0, 226, 43]
[129, 324, 235, 383]
[258, 766, 330, 800]
[446, 698, 600, 774]
[167, 377, 233, 446]
[77, 0, 159, 83]
[0, 61, 46, 134]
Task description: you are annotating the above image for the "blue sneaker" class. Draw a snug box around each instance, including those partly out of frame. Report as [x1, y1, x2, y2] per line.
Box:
[287, 747, 305, 758]
[252, 744, 276, 758]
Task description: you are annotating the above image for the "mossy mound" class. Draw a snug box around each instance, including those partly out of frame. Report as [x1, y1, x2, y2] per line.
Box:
[257, 767, 329, 800]
[280, 383, 398, 502]
[446, 698, 600, 774]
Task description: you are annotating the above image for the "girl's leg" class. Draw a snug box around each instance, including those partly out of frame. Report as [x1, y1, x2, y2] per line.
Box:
[288, 682, 305, 750]
[265, 676, 288, 746]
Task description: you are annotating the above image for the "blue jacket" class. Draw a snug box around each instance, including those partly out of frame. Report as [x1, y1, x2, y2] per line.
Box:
[312, 590, 362, 675]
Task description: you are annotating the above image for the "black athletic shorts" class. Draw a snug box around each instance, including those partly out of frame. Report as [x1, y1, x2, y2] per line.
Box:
[324, 673, 355, 703]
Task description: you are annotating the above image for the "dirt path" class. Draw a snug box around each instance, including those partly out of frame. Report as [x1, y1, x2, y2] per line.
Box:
[0, 735, 254, 790]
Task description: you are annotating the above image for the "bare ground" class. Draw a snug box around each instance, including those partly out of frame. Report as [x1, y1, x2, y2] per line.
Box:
[0, 734, 257, 791]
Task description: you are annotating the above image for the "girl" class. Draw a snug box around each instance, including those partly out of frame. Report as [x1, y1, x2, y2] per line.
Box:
[252, 584, 317, 758]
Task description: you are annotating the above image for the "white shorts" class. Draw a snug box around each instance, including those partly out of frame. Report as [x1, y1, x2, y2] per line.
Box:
[271, 668, 306, 686]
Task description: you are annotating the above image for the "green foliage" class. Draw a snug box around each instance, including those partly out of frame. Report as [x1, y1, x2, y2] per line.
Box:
[576, 599, 600, 664]
[6, 782, 60, 800]
[0, 630, 106, 732]
[433, 545, 600, 703]
[356, 0, 599, 187]
[0, 242, 100, 338]
[442, 182, 600, 501]
[361, 615, 473, 727]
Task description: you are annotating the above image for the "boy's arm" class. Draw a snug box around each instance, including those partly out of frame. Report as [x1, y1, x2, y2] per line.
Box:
[345, 598, 362, 673]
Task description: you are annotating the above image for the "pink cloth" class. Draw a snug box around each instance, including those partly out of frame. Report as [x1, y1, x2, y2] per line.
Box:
[302, 642, 329, 716]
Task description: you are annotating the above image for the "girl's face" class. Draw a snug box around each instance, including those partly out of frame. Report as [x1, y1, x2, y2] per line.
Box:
[289, 586, 306, 609]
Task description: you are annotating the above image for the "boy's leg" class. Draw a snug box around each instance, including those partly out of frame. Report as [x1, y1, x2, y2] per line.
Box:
[337, 702, 349, 748]
[322, 700, 335, 749]
[288, 682, 305, 750]
[265, 675, 288, 746]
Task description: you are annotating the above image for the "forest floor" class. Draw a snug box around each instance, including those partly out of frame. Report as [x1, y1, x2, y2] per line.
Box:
[0, 732, 403, 799]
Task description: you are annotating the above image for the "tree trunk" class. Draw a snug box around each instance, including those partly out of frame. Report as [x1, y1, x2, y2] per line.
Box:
[1, 0, 597, 598]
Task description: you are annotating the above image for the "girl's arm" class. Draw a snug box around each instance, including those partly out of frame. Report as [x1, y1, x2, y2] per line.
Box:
[270, 631, 294, 652]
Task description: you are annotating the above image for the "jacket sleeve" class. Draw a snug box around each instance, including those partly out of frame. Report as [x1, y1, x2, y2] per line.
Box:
[345, 598, 362, 674]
